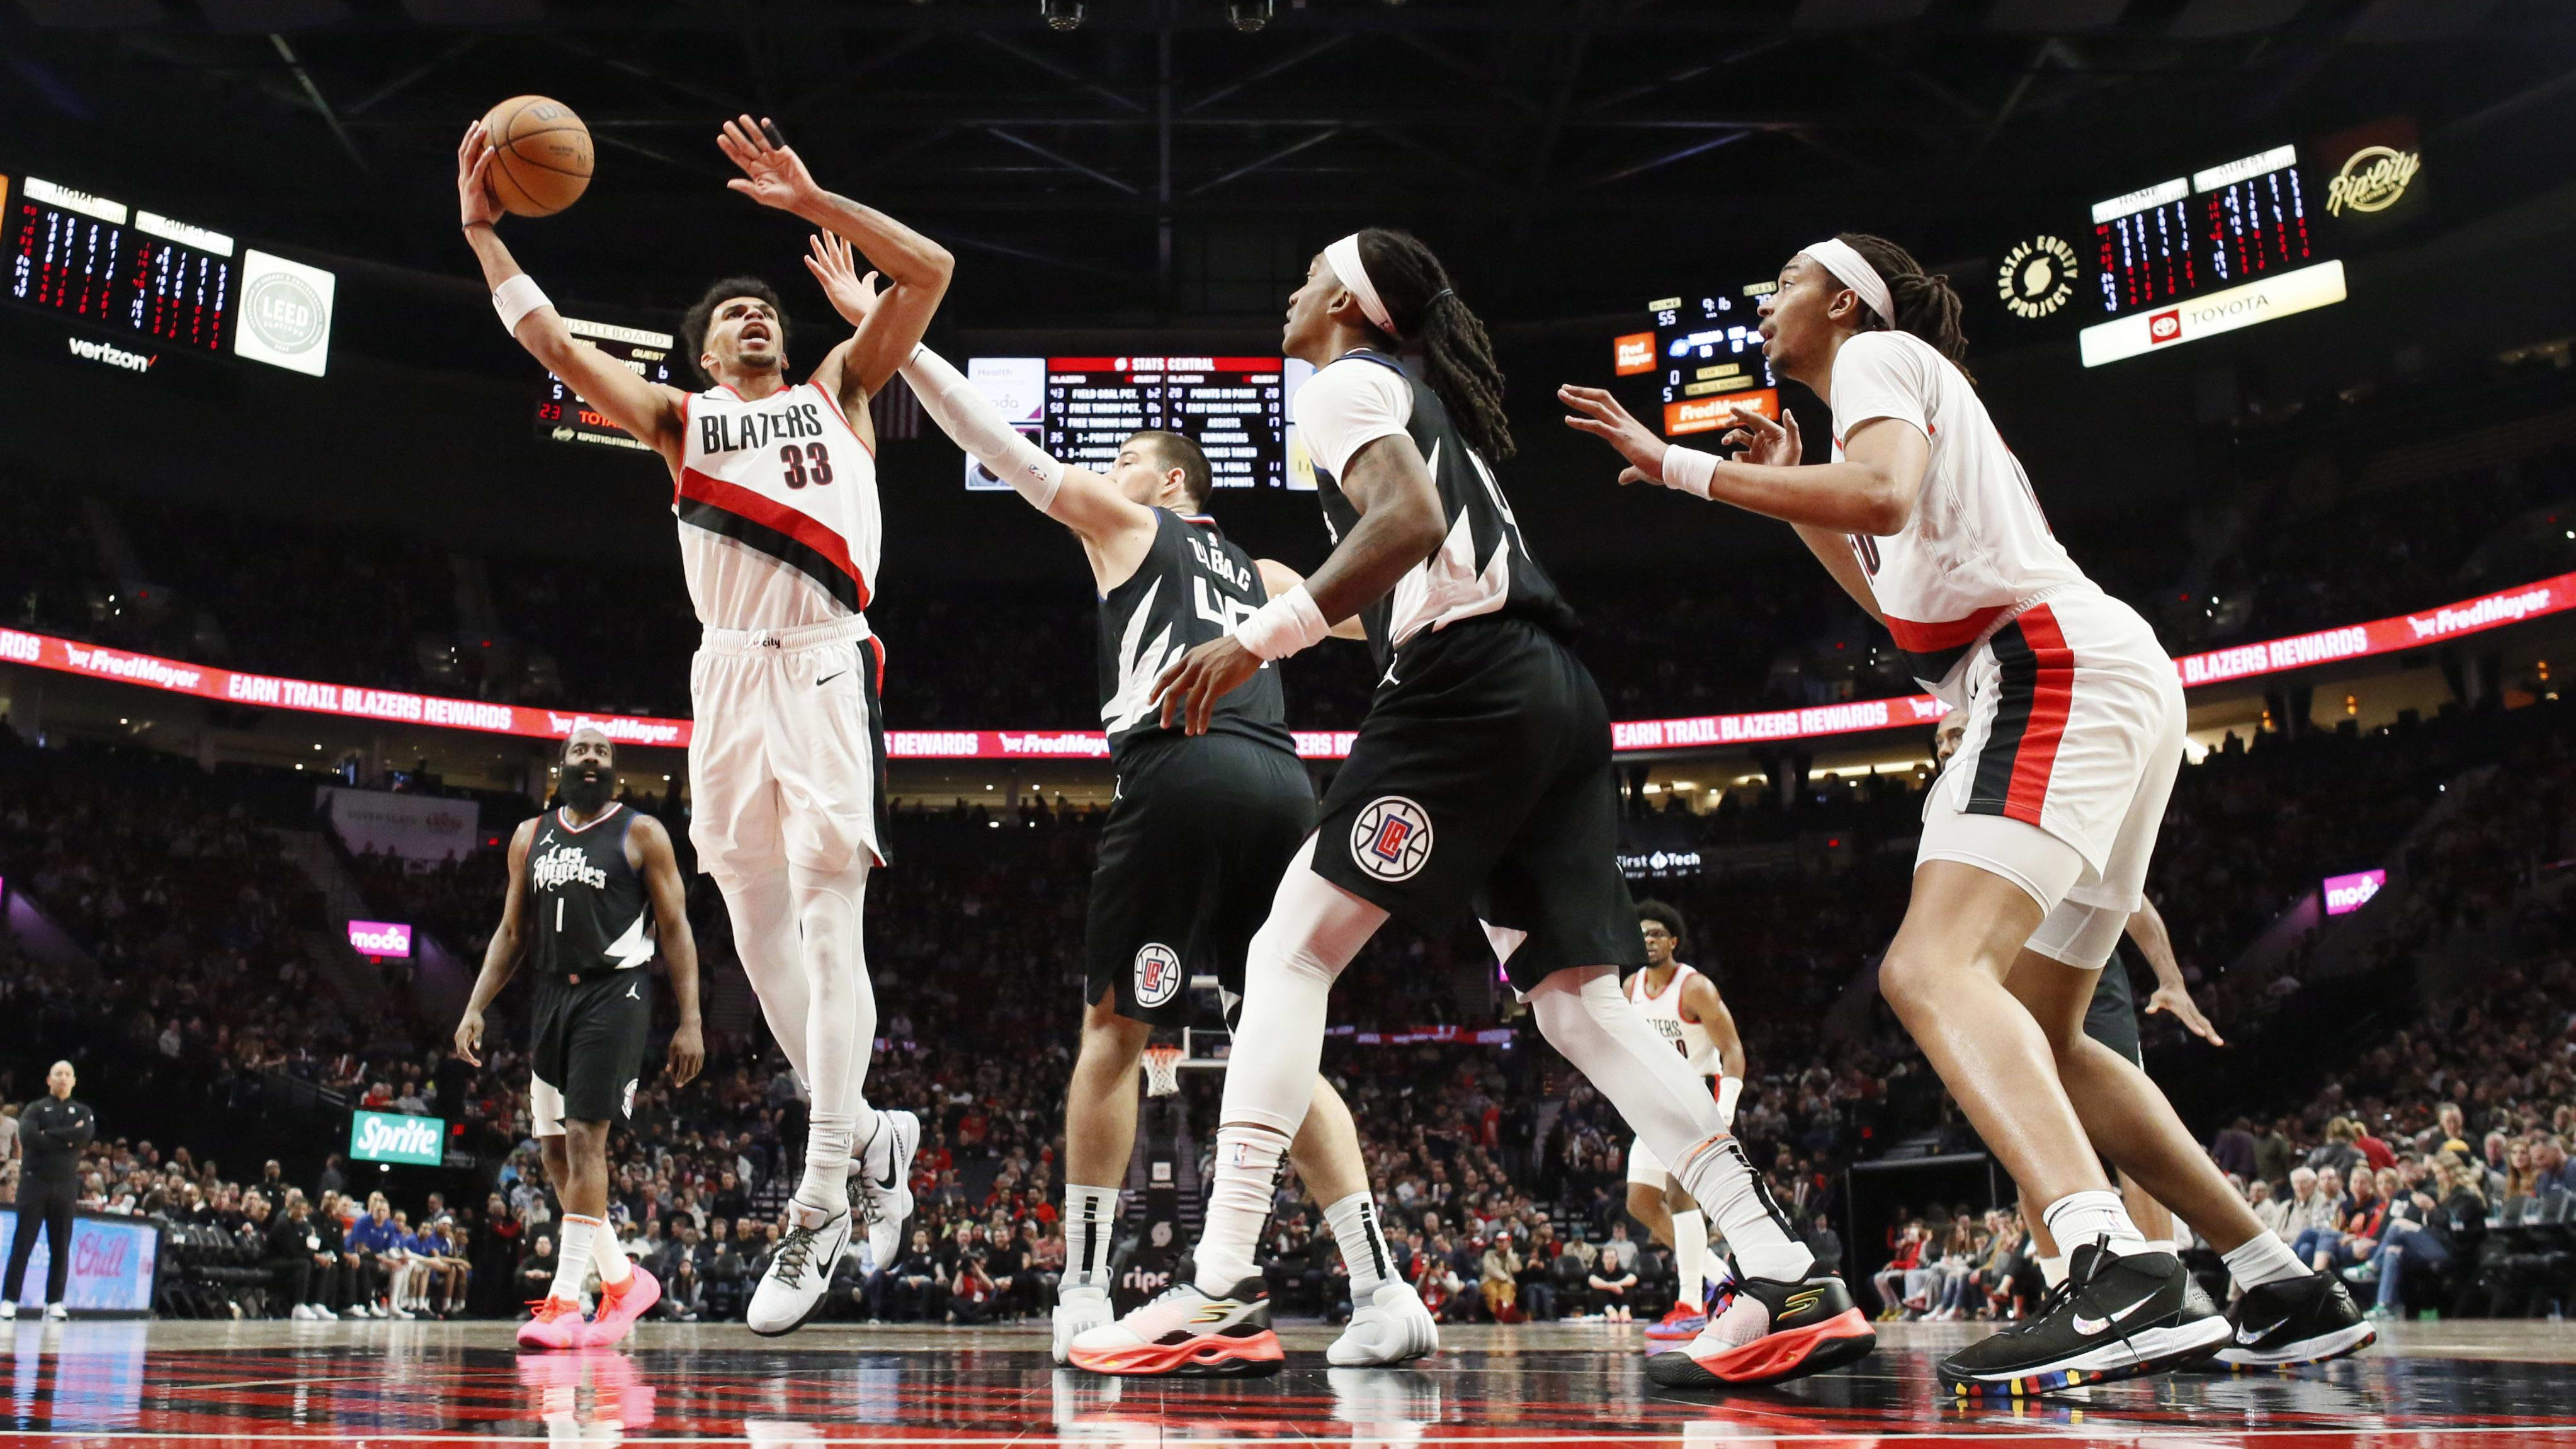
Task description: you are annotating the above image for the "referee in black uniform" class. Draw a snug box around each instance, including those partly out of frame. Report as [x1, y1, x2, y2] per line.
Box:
[5, 1060, 94, 1319]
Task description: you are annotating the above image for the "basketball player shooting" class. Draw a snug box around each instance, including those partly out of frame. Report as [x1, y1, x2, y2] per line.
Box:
[455, 113, 951, 1336]
[807, 234, 1434, 1368]
[1560, 234, 2369, 1394]
[1067, 229, 1872, 1386]
[453, 727, 703, 1350]
[1621, 901, 1747, 1348]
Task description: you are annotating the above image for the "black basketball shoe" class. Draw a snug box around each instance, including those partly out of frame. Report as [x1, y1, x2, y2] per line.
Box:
[1645, 1274, 1877, 1389]
[1938, 1243, 2230, 1399]
[2215, 1272, 2376, 1368]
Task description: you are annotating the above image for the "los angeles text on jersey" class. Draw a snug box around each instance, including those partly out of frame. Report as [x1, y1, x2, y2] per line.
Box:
[698, 401, 828, 455]
[531, 841, 610, 892]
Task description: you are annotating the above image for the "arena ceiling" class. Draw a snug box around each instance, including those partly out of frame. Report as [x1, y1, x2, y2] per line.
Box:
[4, 0, 2572, 327]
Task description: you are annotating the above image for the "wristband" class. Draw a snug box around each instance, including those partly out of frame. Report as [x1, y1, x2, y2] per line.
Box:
[1232, 584, 1331, 662]
[493, 274, 551, 334]
[1660, 443, 1718, 499]
[1715, 1075, 1744, 1128]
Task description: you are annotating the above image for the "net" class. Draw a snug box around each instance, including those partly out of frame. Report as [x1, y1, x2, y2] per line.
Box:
[1142, 1043, 1185, 1098]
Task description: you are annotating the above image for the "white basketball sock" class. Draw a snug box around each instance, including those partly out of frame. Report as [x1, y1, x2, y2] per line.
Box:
[2042, 1189, 2147, 1258]
[1194, 1125, 1288, 1292]
[550, 1214, 600, 1303]
[1672, 1208, 1708, 1312]
[2040, 1253, 2069, 1290]
[1527, 968, 1811, 1283]
[1063, 1185, 1121, 1291]
[2221, 1229, 2308, 1290]
[1324, 1190, 1395, 1298]
[595, 1235, 633, 1287]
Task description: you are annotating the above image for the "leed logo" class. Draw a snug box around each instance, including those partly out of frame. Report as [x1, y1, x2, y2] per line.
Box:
[349, 1109, 445, 1166]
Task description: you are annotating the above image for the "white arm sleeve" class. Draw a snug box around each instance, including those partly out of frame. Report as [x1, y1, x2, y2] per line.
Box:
[900, 344, 1066, 511]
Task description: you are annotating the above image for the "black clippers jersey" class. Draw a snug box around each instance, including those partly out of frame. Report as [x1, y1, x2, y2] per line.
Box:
[1098, 508, 1295, 762]
[1310, 351, 1579, 674]
[526, 804, 654, 977]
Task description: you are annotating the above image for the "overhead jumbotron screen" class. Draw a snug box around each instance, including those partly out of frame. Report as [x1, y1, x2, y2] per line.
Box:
[1611, 285, 1780, 440]
[535, 317, 679, 450]
[2077, 143, 2347, 367]
[965, 354, 1312, 491]
[4, 171, 338, 377]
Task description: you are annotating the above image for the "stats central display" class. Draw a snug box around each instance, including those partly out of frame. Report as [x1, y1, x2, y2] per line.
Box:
[965, 355, 1305, 491]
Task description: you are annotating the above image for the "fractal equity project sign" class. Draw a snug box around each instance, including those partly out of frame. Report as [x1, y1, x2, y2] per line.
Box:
[349, 1110, 445, 1167]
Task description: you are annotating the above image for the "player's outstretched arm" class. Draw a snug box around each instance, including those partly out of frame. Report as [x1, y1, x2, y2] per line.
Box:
[632, 815, 705, 1087]
[1681, 973, 1749, 1127]
[1558, 384, 1924, 535]
[453, 817, 537, 1068]
[457, 122, 686, 464]
[719, 115, 952, 401]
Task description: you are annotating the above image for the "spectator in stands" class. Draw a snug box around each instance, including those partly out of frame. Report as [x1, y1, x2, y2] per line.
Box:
[1586, 1222, 1639, 1322]
[2357, 1151, 2488, 1321]
[266, 1190, 337, 1320]
[517, 1234, 557, 1304]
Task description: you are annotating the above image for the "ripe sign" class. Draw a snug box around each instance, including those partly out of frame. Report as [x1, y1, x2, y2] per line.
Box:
[350, 1110, 445, 1167]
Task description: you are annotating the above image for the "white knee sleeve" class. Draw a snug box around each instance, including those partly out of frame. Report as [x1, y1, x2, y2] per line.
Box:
[790, 859, 878, 1125]
[1528, 968, 1725, 1161]
[722, 869, 809, 1084]
[1217, 836, 1385, 1138]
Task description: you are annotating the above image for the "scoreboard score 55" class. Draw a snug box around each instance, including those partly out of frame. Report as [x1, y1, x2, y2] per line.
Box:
[1611, 287, 1779, 440]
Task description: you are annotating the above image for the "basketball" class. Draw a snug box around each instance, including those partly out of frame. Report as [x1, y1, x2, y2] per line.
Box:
[479, 94, 592, 216]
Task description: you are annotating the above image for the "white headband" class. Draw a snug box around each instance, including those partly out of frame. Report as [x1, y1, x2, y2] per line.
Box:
[1323, 233, 1397, 338]
[1801, 238, 1893, 328]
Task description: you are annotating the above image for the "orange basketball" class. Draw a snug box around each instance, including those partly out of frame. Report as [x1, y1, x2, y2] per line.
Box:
[480, 94, 593, 217]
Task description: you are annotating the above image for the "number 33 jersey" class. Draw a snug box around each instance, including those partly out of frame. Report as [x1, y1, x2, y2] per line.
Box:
[675, 381, 881, 631]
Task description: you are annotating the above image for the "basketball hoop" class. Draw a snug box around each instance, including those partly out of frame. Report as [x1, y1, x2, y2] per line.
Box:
[1142, 1043, 1185, 1098]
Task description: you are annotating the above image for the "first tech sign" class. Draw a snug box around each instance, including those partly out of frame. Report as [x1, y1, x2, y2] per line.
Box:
[350, 1110, 445, 1167]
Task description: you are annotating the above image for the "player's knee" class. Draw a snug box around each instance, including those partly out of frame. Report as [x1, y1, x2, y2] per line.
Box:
[1875, 948, 1945, 1020]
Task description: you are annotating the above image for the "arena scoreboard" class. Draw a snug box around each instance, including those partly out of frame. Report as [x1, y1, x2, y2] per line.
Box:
[1611, 285, 1779, 439]
[965, 354, 1307, 491]
[535, 317, 679, 450]
[4, 171, 336, 376]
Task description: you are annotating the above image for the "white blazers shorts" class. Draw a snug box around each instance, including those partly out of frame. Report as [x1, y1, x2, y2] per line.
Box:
[688, 615, 888, 882]
[1917, 587, 2184, 969]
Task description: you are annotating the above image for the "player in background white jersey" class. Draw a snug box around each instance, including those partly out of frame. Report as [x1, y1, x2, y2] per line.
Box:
[457, 114, 953, 1335]
[1561, 232, 2366, 1394]
[1622, 901, 1745, 1346]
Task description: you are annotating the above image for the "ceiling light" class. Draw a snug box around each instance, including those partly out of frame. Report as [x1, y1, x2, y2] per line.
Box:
[1229, 0, 1273, 31]
[1041, 0, 1084, 30]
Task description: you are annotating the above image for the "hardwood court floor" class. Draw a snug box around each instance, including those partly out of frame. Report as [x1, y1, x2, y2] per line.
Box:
[4, 1317, 2572, 1446]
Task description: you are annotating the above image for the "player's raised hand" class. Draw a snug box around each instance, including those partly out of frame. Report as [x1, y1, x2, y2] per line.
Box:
[456, 120, 502, 229]
[805, 232, 881, 328]
[1557, 384, 1667, 486]
[1718, 406, 1803, 469]
[1152, 636, 1262, 736]
[719, 115, 821, 212]
[2144, 980, 2225, 1047]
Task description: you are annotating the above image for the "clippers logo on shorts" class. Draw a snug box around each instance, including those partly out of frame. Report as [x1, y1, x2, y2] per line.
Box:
[1133, 943, 1183, 1008]
[1350, 796, 1434, 882]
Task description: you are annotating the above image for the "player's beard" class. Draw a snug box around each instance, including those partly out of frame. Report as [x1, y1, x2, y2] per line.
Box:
[560, 763, 614, 814]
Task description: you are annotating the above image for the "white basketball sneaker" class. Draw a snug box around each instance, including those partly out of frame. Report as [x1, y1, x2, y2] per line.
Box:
[747, 1202, 851, 1337]
[1329, 1280, 1439, 1367]
[853, 1110, 920, 1275]
[1053, 1283, 1115, 1365]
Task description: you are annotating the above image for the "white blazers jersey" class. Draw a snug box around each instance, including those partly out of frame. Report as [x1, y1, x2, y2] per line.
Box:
[675, 380, 880, 630]
[1625, 963, 1718, 1076]
[1829, 331, 2094, 699]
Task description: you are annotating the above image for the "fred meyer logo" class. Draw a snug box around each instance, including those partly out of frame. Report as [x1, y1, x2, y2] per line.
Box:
[349, 1110, 444, 1166]
[1613, 331, 1656, 376]
[2080, 259, 2346, 367]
